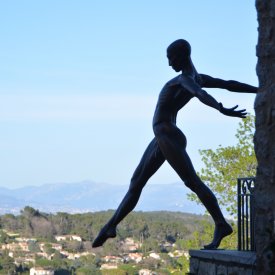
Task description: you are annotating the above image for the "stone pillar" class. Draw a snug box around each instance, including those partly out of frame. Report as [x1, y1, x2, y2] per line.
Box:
[254, 0, 275, 274]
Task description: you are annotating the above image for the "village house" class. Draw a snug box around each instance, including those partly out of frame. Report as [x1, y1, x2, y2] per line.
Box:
[102, 255, 124, 264]
[122, 237, 140, 251]
[36, 252, 54, 260]
[51, 243, 62, 251]
[39, 242, 62, 252]
[2, 243, 18, 251]
[14, 255, 35, 266]
[15, 237, 37, 242]
[67, 252, 81, 260]
[70, 235, 82, 241]
[30, 267, 54, 275]
[80, 251, 96, 257]
[149, 252, 161, 260]
[60, 250, 69, 257]
[2, 230, 19, 238]
[55, 234, 82, 242]
[126, 252, 143, 263]
[18, 241, 30, 251]
[138, 269, 156, 275]
[168, 249, 189, 258]
[2, 242, 29, 252]
[54, 235, 67, 242]
[61, 250, 95, 260]
[100, 263, 118, 270]
[39, 243, 45, 251]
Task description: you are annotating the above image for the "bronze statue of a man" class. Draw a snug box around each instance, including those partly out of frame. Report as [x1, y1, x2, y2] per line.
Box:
[92, 39, 257, 249]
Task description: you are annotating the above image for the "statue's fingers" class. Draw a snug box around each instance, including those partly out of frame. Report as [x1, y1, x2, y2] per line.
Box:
[231, 105, 238, 110]
[239, 110, 247, 114]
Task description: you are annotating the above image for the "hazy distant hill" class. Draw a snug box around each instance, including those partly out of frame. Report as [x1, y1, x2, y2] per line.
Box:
[0, 181, 204, 215]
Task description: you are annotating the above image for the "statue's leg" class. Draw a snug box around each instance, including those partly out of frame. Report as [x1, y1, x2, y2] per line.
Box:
[155, 123, 232, 249]
[92, 138, 165, 247]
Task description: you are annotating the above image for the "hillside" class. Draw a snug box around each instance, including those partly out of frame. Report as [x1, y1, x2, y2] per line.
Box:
[0, 181, 204, 214]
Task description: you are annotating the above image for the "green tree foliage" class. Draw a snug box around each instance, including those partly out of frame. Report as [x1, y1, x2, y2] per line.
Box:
[0, 251, 17, 274]
[101, 269, 127, 275]
[34, 257, 72, 272]
[64, 240, 84, 253]
[75, 254, 100, 271]
[44, 243, 55, 256]
[28, 241, 41, 253]
[188, 114, 257, 217]
[0, 209, 238, 274]
[0, 214, 21, 232]
[20, 206, 40, 218]
[76, 267, 101, 275]
[176, 219, 237, 250]
[0, 210, 214, 250]
[11, 206, 56, 239]
[0, 230, 10, 244]
[118, 264, 139, 275]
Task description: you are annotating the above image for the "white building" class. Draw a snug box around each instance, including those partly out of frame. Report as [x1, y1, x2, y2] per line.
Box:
[100, 263, 118, 270]
[127, 252, 143, 263]
[71, 235, 82, 241]
[123, 237, 140, 251]
[30, 267, 54, 275]
[55, 235, 82, 242]
[103, 255, 124, 263]
[139, 269, 155, 275]
[149, 252, 161, 260]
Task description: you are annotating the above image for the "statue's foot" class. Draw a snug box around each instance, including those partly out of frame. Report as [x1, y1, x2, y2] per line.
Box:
[92, 225, 116, 248]
[203, 222, 233, 250]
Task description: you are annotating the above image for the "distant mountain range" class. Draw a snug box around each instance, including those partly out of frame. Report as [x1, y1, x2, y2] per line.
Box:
[0, 181, 204, 215]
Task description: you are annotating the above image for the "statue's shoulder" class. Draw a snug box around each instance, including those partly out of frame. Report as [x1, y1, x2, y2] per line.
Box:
[165, 75, 181, 87]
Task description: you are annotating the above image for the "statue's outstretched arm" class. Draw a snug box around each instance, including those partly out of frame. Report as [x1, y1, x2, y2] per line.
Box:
[179, 75, 247, 118]
[199, 74, 258, 93]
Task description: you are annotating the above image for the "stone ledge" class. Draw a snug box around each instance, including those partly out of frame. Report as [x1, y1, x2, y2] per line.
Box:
[189, 250, 256, 275]
[189, 250, 256, 266]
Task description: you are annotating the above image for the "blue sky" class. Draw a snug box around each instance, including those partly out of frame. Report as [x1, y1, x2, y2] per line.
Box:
[0, 1, 257, 188]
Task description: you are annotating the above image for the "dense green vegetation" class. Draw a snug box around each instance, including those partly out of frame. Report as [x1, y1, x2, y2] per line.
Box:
[0, 207, 237, 248]
[0, 207, 237, 274]
[188, 114, 256, 217]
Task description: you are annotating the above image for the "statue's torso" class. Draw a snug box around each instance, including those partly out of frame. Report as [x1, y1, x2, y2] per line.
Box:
[152, 75, 194, 126]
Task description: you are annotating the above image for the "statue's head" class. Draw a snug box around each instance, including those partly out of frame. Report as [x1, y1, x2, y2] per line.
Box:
[167, 39, 191, 72]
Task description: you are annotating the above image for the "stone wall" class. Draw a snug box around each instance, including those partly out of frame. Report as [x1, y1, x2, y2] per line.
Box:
[254, 0, 275, 274]
[189, 250, 256, 275]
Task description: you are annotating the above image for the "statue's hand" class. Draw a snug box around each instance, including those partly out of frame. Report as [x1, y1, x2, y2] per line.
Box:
[219, 103, 247, 118]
